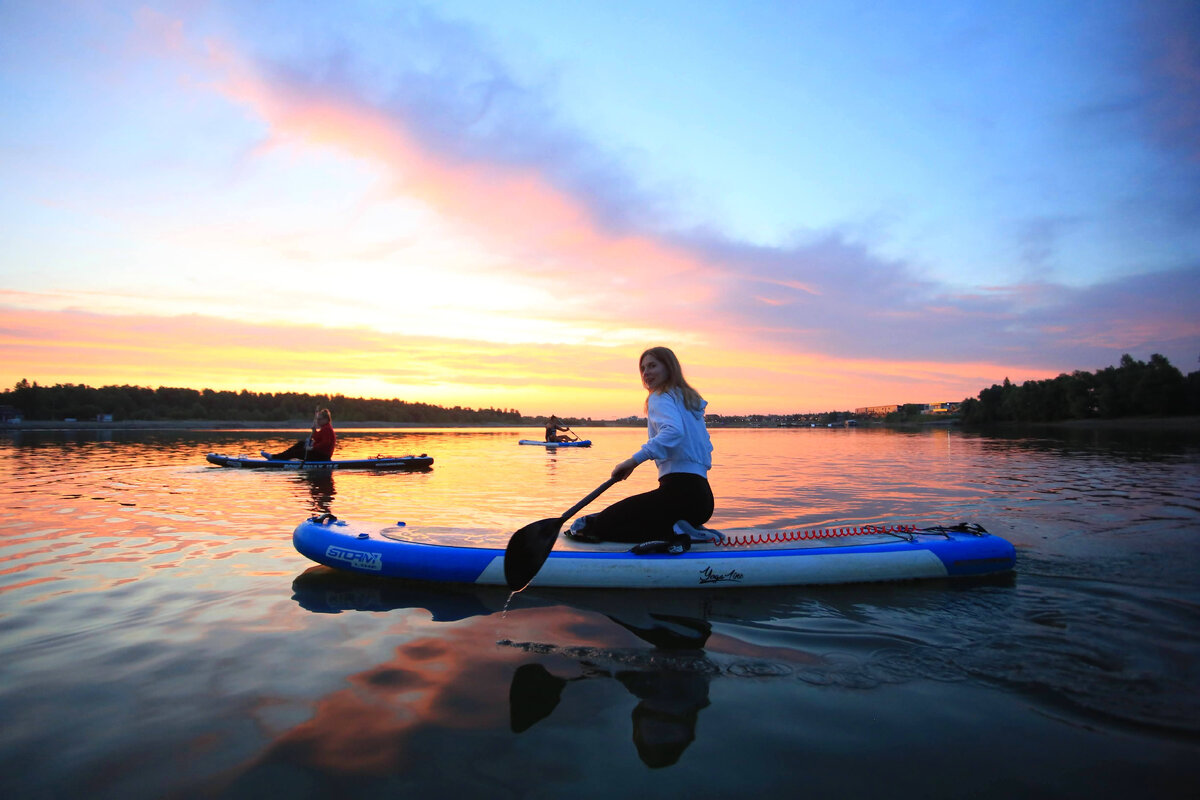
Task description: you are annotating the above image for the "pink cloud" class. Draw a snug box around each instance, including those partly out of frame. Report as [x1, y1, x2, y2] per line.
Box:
[194, 43, 717, 328]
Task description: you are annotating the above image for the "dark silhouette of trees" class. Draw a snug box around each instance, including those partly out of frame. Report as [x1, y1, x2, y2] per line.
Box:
[5, 353, 1197, 426]
[959, 354, 1197, 424]
[1, 380, 522, 424]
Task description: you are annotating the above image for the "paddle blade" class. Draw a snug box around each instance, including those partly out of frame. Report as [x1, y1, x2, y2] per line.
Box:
[503, 479, 617, 591]
[503, 517, 564, 591]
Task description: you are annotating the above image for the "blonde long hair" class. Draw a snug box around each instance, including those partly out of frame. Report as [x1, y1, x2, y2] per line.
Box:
[641, 346, 705, 412]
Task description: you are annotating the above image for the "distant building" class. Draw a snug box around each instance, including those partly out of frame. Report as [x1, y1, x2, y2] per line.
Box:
[856, 405, 899, 417]
[855, 402, 960, 417]
[0, 405, 22, 424]
[922, 402, 960, 415]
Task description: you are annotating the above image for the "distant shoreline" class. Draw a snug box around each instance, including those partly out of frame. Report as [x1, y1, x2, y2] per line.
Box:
[1000, 415, 1200, 431]
[3, 415, 1198, 432]
[0, 420, 539, 431]
[875, 416, 1199, 432]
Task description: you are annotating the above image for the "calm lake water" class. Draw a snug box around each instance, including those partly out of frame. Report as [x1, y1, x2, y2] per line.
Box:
[1, 425, 1198, 798]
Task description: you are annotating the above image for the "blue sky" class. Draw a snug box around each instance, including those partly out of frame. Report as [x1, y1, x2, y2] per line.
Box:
[409, 0, 1199, 282]
[1, 0, 1197, 415]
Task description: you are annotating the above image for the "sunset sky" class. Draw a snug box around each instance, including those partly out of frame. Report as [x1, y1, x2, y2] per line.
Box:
[2, 1, 1197, 418]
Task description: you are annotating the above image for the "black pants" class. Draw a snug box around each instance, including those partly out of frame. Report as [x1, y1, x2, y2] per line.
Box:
[272, 438, 330, 461]
[585, 473, 714, 543]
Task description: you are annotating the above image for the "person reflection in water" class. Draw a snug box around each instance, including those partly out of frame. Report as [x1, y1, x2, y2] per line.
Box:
[508, 613, 712, 768]
[300, 470, 335, 515]
[621, 669, 711, 768]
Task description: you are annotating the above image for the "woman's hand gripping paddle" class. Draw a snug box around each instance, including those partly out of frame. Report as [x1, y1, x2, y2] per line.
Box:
[503, 478, 618, 591]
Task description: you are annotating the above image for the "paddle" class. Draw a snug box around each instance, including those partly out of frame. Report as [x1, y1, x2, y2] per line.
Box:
[503, 478, 618, 591]
[300, 405, 319, 466]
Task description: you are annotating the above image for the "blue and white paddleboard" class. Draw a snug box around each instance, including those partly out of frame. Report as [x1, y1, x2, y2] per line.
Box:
[292, 516, 1015, 589]
[518, 439, 592, 448]
[206, 453, 433, 471]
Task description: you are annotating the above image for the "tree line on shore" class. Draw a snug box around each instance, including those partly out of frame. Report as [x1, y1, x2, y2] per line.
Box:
[957, 354, 1199, 424]
[0, 381, 521, 425]
[2, 353, 1197, 426]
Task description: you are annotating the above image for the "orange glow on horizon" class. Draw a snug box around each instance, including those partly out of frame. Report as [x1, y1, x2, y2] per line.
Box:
[0, 307, 1066, 416]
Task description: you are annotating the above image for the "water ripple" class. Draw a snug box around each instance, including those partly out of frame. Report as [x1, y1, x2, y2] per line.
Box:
[2, 425, 1198, 797]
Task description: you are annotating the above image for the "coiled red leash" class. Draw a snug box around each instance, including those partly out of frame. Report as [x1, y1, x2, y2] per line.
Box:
[716, 524, 918, 547]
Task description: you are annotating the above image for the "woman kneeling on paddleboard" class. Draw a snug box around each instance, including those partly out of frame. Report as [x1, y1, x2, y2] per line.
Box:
[568, 347, 715, 545]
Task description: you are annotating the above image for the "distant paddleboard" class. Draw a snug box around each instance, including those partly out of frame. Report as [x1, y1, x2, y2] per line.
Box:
[518, 440, 592, 448]
[206, 453, 433, 471]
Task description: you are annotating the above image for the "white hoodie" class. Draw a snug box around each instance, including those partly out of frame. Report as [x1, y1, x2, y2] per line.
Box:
[631, 388, 713, 479]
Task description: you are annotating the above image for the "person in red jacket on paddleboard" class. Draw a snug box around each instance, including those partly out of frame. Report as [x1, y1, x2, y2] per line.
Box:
[264, 408, 336, 462]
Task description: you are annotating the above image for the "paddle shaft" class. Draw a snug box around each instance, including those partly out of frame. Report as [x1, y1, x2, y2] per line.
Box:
[301, 405, 319, 465]
[504, 477, 619, 591]
[558, 477, 618, 522]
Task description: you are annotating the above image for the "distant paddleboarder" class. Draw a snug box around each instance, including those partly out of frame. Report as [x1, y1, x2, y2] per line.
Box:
[545, 415, 572, 442]
[264, 408, 336, 461]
